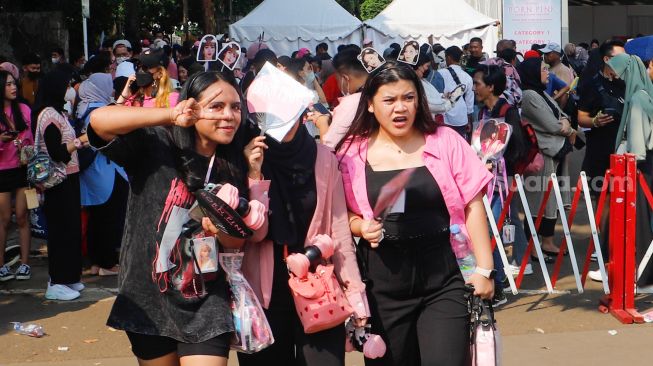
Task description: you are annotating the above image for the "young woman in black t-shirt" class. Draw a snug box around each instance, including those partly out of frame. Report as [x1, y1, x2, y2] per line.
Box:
[89, 71, 268, 366]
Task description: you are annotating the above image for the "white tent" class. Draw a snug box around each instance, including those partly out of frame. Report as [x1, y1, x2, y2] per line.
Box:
[365, 0, 499, 51]
[229, 0, 363, 57]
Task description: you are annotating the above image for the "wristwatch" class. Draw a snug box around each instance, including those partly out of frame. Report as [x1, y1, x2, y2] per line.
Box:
[474, 267, 497, 279]
[73, 138, 83, 149]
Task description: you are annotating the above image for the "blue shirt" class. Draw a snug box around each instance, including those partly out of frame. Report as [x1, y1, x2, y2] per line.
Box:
[80, 102, 128, 206]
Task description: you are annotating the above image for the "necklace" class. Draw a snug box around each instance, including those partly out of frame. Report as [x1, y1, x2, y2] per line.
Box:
[383, 142, 403, 154]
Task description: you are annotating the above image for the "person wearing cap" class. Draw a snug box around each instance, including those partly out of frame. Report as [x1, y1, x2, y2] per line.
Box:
[541, 42, 575, 86]
[119, 49, 178, 108]
[113, 40, 133, 65]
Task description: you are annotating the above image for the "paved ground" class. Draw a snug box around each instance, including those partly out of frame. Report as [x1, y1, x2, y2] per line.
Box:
[2, 148, 653, 365]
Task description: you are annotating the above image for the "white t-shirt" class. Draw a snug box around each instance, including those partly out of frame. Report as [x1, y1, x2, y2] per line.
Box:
[437, 65, 474, 127]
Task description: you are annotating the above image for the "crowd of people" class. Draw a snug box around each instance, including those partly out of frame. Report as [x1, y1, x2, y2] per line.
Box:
[1, 29, 653, 366]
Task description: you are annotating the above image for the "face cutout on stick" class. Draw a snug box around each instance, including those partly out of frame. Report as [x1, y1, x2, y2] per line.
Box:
[358, 48, 386, 73]
[398, 41, 420, 66]
[217, 41, 242, 70]
[197, 34, 218, 62]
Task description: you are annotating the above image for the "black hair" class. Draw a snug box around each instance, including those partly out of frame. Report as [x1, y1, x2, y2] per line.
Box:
[277, 55, 292, 69]
[309, 56, 322, 69]
[578, 42, 590, 50]
[498, 48, 517, 64]
[251, 49, 277, 74]
[129, 38, 142, 55]
[51, 47, 64, 56]
[291, 51, 298, 59]
[82, 51, 112, 75]
[337, 44, 346, 53]
[174, 71, 248, 193]
[413, 50, 432, 69]
[316, 42, 328, 53]
[474, 64, 507, 96]
[445, 46, 463, 63]
[431, 43, 445, 55]
[31, 70, 70, 134]
[591, 39, 600, 46]
[332, 47, 366, 75]
[599, 39, 625, 59]
[335, 61, 437, 153]
[287, 58, 308, 83]
[470, 37, 483, 45]
[101, 39, 114, 49]
[21, 53, 40, 66]
[0, 70, 28, 132]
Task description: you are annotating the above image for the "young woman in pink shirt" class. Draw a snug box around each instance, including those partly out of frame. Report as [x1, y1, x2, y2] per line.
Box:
[337, 61, 495, 366]
[0, 70, 33, 282]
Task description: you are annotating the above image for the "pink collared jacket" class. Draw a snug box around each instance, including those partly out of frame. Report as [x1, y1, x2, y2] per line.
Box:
[337, 127, 494, 250]
[241, 143, 370, 319]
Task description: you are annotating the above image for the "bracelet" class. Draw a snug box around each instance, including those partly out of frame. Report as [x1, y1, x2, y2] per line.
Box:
[348, 215, 362, 226]
[121, 94, 129, 99]
[592, 116, 599, 128]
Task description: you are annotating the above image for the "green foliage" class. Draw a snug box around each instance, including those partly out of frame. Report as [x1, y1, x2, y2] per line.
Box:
[360, 0, 392, 20]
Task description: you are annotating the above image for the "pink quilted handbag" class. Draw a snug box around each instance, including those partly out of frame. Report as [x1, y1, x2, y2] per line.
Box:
[288, 263, 353, 334]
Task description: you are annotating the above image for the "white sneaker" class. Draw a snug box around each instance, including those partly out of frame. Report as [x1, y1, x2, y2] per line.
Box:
[588, 270, 604, 282]
[45, 283, 80, 301]
[66, 282, 85, 292]
[591, 252, 598, 262]
[508, 261, 533, 275]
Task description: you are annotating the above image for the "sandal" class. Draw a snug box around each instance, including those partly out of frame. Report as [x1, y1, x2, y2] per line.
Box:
[531, 255, 555, 264]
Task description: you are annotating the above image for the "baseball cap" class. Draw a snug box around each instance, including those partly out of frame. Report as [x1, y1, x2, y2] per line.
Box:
[524, 50, 541, 59]
[113, 39, 132, 50]
[540, 42, 562, 54]
[116, 61, 136, 78]
[138, 49, 167, 69]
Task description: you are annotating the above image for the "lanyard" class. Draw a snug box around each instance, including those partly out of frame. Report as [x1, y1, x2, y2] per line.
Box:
[204, 154, 216, 186]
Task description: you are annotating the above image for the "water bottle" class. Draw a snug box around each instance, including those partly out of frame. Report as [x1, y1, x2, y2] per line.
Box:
[10, 322, 44, 337]
[450, 224, 476, 281]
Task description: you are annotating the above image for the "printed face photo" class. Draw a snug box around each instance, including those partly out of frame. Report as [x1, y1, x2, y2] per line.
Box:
[194, 237, 218, 274]
[478, 119, 510, 158]
[358, 48, 385, 73]
[217, 41, 242, 70]
[197, 34, 218, 62]
[398, 41, 420, 65]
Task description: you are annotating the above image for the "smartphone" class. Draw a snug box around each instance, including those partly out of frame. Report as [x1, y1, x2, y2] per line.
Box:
[311, 103, 330, 115]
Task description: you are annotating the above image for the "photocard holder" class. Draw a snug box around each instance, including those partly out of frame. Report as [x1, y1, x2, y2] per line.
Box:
[197, 34, 219, 62]
[358, 48, 386, 74]
[397, 41, 420, 66]
[193, 237, 218, 274]
[217, 41, 242, 71]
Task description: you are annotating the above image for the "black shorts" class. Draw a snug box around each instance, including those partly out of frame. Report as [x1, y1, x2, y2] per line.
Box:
[0, 167, 27, 193]
[126, 331, 231, 360]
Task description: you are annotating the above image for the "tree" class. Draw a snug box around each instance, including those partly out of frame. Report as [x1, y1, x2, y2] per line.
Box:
[360, 0, 391, 20]
[202, 0, 217, 34]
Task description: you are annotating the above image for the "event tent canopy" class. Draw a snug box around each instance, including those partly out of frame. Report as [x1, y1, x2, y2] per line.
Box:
[229, 0, 363, 57]
[365, 0, 499, 50]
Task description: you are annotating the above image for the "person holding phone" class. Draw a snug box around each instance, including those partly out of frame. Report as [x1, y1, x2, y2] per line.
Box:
[0, 70, 34, 282]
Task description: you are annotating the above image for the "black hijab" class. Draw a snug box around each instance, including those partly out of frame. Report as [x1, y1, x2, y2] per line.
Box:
[518, 58, 560, 119]
[262, 123, 318, 247]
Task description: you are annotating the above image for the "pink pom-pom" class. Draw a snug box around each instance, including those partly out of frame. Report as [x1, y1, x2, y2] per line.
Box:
[363, 334, 386, 359]
[216, 184, 239, 209]
[243, 200, 266, 230]
[313, 234, 334, 259]
[286, 253, 310, 278]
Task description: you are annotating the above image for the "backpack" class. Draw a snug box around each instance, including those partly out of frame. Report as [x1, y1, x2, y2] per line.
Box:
[491, 103, 541, 175]
[71, 106, 99, 171]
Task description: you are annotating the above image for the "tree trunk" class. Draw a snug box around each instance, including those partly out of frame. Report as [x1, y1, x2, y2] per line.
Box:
[182, 0, 189, 24]
[125, 0, 140, 40]
[202, 0, 216, 34]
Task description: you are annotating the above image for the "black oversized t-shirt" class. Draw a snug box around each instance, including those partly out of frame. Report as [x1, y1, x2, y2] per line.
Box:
[578, 74, 625, 181]
[88, 125, 234, 343]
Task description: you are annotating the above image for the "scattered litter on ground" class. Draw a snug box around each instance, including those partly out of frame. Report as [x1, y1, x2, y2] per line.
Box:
[83, 338, 99, 344]
[57, 346, 69, 351]
[608, 330, 618, 336]
[535, 328, 545, 334]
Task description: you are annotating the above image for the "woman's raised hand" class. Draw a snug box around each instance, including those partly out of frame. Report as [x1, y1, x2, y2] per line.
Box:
[244, 136, 268, 180]
[169, 88, 226, 127]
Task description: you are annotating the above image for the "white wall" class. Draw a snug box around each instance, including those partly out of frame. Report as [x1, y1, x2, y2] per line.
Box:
[569, 5, 653, 44]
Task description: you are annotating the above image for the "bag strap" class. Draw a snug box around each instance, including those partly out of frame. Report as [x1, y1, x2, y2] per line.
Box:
[447, 67, 467, 102]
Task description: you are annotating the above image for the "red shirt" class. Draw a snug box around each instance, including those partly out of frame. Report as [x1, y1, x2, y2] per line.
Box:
[322, 74, 341, 109]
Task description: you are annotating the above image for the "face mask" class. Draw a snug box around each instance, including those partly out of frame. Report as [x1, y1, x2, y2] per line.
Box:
[27, 71, 41, 80]
[304, 71, 316, 85]
[64, 87, 76, 103]
[116, 56, 129, 64]
[51, 58, 59, 64]
[135, 71, 154, 87]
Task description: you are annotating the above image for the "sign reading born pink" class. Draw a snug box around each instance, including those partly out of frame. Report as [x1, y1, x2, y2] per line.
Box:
[503, 0, 562, 55]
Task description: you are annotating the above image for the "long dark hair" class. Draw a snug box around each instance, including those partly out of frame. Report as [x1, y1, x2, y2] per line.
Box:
[0, 70, 27, 132]
[31, 70, 70, 135]
[173, 71, 248, 194]
[335, 60, 437, 154]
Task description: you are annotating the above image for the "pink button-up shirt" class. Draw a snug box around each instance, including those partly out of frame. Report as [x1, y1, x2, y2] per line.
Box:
[337, 127, 493, 249]
[241, 144, 370, 318]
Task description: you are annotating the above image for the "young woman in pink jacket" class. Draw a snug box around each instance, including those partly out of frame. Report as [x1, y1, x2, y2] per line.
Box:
[239, 113, 370, 366]
[336, 61, 495, 366]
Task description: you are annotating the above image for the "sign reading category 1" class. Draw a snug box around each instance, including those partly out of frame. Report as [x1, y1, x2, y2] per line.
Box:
[503, 0, 561, 54]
